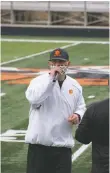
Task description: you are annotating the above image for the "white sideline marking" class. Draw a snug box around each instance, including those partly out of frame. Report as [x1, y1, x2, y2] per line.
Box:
[0, 137, 25, 143]
[1, 38, 109, 44]
[1, 42, 80, 65]
[0, 129, 26, 142]
[0, 93, 6, 97]
[72, 143, 91, 162]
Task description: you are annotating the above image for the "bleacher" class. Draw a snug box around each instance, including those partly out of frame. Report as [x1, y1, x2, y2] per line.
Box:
[1, 1, 109, 29]
[1, 1, 109, 12]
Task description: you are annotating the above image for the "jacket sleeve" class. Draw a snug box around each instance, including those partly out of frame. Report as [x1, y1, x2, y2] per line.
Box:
[25, 74, 55, 106]
[75, 105, 93, 144]
[74, 88, 86, 120]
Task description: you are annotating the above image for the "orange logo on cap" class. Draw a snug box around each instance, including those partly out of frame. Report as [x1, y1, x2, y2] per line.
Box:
[54, 50, 61, 57]
[69, 89, 73, 94]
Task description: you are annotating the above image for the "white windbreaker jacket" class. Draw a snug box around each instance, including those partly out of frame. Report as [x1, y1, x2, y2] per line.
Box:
[25, 73, 86, 148]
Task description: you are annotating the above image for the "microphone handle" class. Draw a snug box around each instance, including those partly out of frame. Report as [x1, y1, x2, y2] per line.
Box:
[53, 71, 59, 82]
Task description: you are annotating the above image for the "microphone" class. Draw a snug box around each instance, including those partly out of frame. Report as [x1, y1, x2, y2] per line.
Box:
[53, 71, 59, 82]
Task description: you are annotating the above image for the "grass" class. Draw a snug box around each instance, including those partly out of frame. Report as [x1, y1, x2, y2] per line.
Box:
[1, 35, 109, 41]
[1, 42, 67, 62]
[1, 36, 109, 173]
[72, 146, 92, 173]
[1, 43, 109, 68]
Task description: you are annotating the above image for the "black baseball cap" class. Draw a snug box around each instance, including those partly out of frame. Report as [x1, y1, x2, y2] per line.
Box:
[49, 48, 69, 61]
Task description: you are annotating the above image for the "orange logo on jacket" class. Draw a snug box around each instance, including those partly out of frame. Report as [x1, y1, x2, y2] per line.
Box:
[54, 50, 61, 57]
[69, 89, 73, 94]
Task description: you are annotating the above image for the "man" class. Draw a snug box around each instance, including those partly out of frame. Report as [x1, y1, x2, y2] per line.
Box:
[75, 98, 109, 173]
[25, 48, 86, 173]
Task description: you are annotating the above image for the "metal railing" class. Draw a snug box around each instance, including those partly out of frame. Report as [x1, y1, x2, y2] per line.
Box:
[1, 1, 109, 27]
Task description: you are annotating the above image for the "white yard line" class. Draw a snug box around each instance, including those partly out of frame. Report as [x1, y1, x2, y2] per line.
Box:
[0, 93, 6, 97]
[72, 143, 91, 162]
[1, 38, 109, 44]
[1, 42, 80, 65]
[0, 138, 25, 143]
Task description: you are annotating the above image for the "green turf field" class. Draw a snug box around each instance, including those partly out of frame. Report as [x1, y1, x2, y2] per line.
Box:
[1, 36, 109, 173]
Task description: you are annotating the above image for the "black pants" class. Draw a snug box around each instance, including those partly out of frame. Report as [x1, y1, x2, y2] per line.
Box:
[26, 144, 72, 173]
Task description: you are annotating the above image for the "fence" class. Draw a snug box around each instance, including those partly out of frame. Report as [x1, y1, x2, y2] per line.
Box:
[1, 1, 109, 27]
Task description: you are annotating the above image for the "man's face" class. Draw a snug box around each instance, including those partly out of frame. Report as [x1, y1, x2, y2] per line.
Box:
[48, 59, 70, 74]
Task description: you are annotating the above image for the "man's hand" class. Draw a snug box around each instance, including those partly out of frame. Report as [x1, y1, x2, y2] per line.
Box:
[68, 114, 80, 124]
[50, 66, 62, 77]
